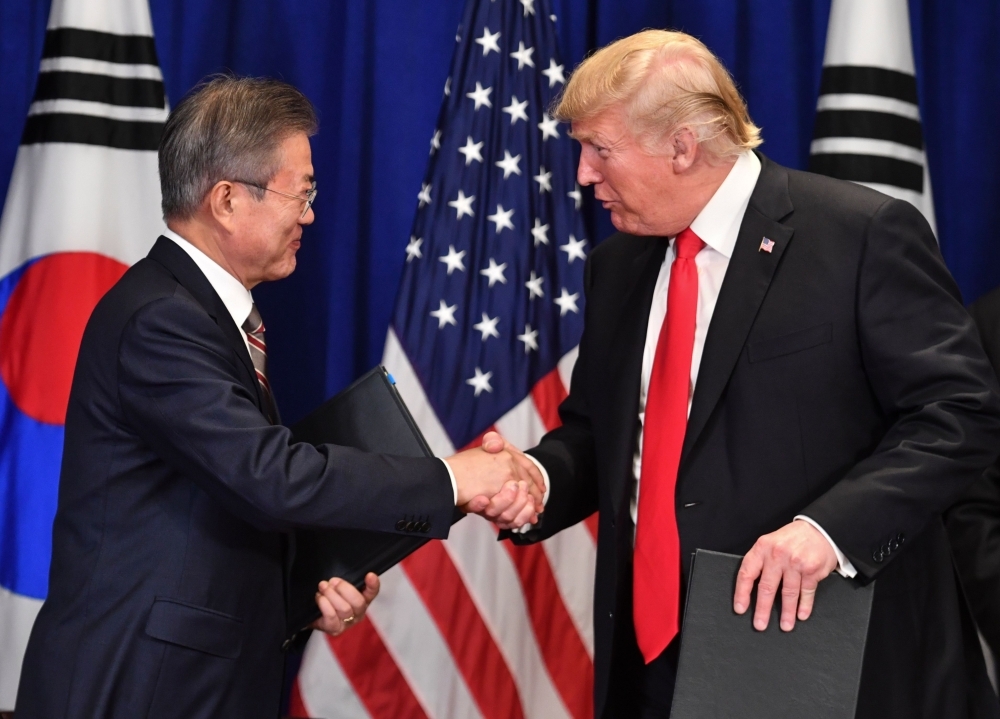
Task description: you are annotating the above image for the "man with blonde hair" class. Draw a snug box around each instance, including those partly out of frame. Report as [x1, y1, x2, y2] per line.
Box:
[507, 30, 1000, 718]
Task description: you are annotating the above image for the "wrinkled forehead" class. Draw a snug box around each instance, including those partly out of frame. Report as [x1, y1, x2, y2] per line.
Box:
[569, 108, 631, 145]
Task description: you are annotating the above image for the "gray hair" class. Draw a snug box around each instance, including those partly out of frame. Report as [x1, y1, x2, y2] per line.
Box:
[159, 75, 318, 221]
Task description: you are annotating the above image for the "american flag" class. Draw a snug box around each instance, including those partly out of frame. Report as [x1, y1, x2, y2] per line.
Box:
[290, 0, 597, 717]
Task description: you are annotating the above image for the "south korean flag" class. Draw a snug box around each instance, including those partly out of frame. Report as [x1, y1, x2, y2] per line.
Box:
[810, 0, 936, 233]
[0, 0, 167, 708]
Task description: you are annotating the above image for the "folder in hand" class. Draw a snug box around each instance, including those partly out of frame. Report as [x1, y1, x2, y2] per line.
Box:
[671, 549, 875, 719]
[284, 366, 459, 644]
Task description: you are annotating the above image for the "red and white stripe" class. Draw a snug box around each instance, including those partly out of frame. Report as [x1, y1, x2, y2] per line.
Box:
[292, 328, 597, 719]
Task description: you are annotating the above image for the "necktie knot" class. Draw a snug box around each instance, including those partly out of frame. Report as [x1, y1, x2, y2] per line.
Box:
[242, 304, 265, 336]
[675, 228, 705, 260]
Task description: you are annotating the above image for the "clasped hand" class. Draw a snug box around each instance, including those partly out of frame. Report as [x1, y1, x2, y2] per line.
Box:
[311, 572, 380, 636]
[445, 431, 546, 530]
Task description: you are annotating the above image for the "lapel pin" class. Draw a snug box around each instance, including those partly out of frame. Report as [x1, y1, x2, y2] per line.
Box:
[759, 237, 775, 253]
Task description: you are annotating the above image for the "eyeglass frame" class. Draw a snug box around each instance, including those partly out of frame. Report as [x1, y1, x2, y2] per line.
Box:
[234, 179, 317, 219]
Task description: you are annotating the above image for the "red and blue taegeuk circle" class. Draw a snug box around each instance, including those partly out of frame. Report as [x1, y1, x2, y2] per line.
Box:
[0, 252, 127, 599]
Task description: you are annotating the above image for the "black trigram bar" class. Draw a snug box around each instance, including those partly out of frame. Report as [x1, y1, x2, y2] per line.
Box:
[34, 72, 165, 109]
[42, 28, 159, 66]
[21, 113, 163, 151]
[813, 110, 924, 149]
[809, 153, 923, 192]
[819, 66, 919, 104]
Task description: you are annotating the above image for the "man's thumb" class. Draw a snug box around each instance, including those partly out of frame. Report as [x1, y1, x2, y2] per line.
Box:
[481, 431, 504, 453]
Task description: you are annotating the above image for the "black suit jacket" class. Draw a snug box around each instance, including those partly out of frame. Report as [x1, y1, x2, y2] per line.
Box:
[512, 155, 1000, 719]
[15, 237, 455, 719]
[947, 285, 1000, 661]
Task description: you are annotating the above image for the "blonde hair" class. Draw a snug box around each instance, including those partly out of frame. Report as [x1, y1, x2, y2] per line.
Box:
[554, 30, 761, 159]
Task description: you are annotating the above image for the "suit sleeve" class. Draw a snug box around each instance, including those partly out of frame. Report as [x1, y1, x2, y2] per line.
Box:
[506, 256, 600, 545]
[945, 464, 1000, 657]
[117, 293, 455, 536]
[944, 291, 1000, 658]
[800, 198, 1000, 577]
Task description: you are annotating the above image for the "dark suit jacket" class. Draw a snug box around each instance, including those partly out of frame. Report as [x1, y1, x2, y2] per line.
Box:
[512, 154, 1000, 719]
[15, 237, 455, 719]
[947, 285, 1000, 660]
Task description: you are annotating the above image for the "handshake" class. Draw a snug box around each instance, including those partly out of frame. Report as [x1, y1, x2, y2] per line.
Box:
[445, 430, 546, 531]
[312, 430, 545, 637]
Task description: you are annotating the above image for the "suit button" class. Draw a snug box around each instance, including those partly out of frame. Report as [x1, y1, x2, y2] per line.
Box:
[396, 520, 407, 531]
[888, 538, 899, 551]
[896, 532, 905, 544]
[405, 521, 416, 532]
[421, 522, 431, 533]
[609, 611, 614, 619]
[872, 549, 884, 563]
[880, 543, 890, 556]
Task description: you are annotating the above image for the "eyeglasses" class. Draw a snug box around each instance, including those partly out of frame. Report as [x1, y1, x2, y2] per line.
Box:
[236, 179, 317, 219]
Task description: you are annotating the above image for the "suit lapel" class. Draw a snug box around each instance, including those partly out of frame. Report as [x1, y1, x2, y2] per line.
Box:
[146, 237, 264, 410]
[606, 237, 668, 519]
[680, 155, 795, 465]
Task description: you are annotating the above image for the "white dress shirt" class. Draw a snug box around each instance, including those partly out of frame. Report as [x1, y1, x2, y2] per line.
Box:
[534, 152, 855, 576]
[163, 229, 462, 504]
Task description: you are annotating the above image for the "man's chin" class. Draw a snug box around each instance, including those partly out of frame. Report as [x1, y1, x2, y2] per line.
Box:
[609, 213, 634, 234]
[267, 256, 297, 282]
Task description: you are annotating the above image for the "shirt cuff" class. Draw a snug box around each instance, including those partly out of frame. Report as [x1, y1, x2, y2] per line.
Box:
[439, 458, 458, 505]
[513, 454, 551, 534]
[794, 515, 857, 578]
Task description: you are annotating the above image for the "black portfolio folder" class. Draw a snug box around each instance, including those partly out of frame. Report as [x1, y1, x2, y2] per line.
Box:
[285, 366, 448, 644]
[671, 549, 875, 719]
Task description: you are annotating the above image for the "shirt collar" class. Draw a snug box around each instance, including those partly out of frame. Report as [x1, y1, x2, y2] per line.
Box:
[687, 150, 762, 259]
[162, 228, 254, 330]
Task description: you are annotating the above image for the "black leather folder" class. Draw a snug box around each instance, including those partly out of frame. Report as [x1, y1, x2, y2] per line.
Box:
[284, 365, 451, 644]
[670, 549, 875, 719]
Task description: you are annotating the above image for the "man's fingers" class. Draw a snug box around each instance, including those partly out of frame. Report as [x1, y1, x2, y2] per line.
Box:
[483, 482, 519, 519]
[798, 576, 819, 621]
[496, 482, 533, 526]
[328, 577, 369, 618]
[778, 570, 801, 632]
[318, 579, 356, 619]
[313, 593, 344, 634]
[734, 550, 764, 614]
[753, 562, 784, 631]
[504, 491, 539, 529]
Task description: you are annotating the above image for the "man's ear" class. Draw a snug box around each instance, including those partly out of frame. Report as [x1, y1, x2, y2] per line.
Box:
[670, 127, 700, 173]
[207, 180, 238, 233]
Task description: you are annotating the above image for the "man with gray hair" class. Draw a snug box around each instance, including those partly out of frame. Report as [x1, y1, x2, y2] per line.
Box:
[505, 30, 1000, 718]
[15, 76, 545, 719]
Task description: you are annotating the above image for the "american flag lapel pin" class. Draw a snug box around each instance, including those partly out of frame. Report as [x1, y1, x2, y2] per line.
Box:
[759, 237, 775, 253]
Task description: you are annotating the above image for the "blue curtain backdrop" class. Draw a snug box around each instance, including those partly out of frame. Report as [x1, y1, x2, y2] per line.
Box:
[2, 0, 999, 425]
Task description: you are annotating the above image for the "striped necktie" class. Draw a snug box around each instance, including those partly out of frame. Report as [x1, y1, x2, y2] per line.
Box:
[242, 304, 277, 423]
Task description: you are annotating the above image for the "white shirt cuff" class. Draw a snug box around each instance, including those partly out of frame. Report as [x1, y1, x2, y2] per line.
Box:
[439, 458, 458, 505]
[514, 454, 551, 534]
[794, 515, 857, 578]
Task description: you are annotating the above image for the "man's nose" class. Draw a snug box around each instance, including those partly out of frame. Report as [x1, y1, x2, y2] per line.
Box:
[577, 155, 602, 187]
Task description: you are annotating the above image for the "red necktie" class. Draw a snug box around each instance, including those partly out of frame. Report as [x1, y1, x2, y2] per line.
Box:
[633, 228, 705, 663]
